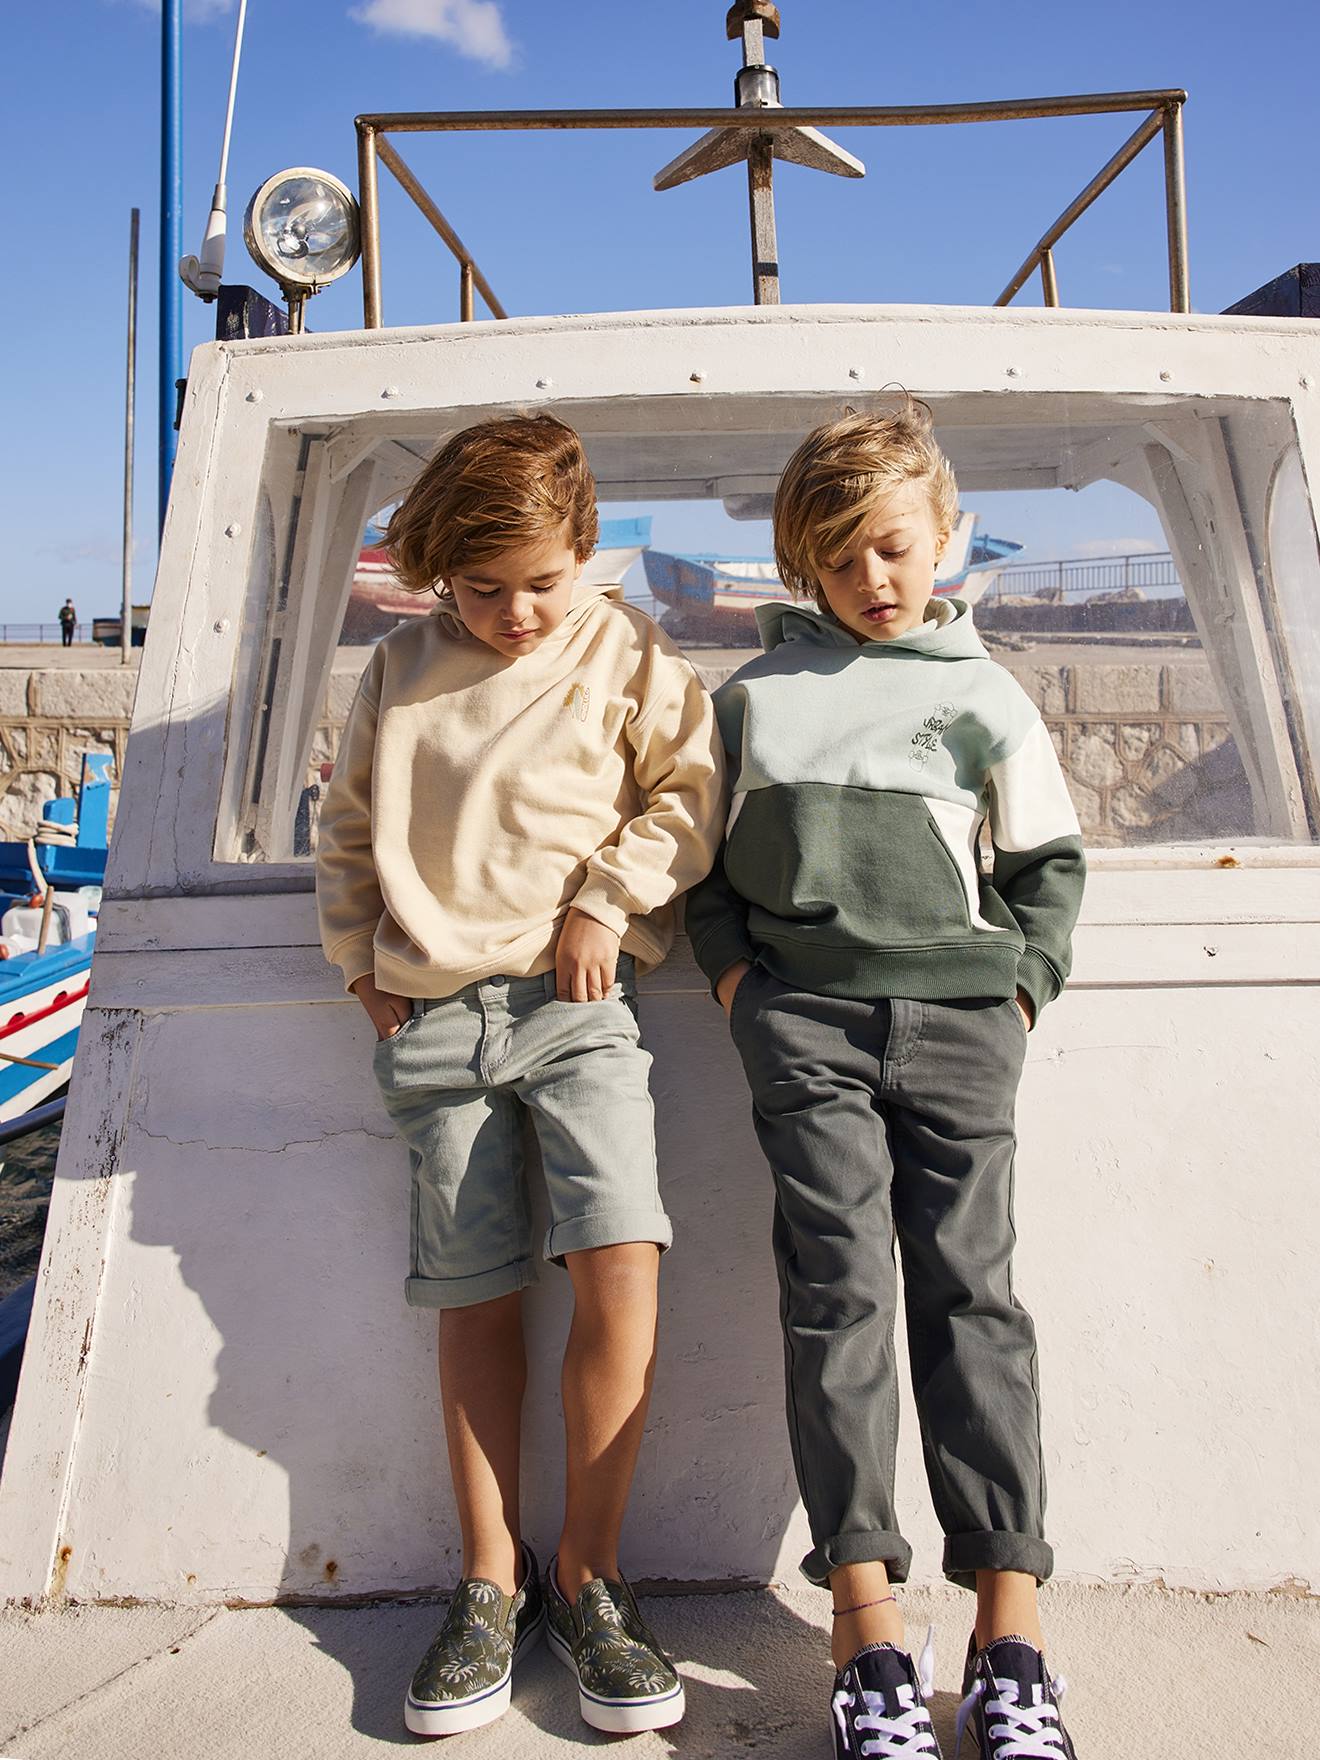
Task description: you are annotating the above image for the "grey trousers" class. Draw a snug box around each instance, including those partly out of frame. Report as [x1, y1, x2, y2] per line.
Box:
[727, 967, 1053, 1591]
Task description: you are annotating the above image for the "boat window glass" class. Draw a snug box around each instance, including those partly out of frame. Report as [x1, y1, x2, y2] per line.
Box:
[217, 391, 1320, 863]
[1265, 447, 1320, 824]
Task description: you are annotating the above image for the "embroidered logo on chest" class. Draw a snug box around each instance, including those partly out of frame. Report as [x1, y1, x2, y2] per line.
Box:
[563, 682, 591, 723]
[908, 701, 956, 769]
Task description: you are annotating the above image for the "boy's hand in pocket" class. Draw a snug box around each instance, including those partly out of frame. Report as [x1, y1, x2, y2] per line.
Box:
[352, 973, 413, 1040]
[716, 959, 753, 1017]
[556, 907, 622, 1001]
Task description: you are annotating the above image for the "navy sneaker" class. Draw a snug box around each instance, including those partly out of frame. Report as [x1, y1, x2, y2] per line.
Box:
[831, 1635, 943, 1758]
[956, 1635, 1076, 1758]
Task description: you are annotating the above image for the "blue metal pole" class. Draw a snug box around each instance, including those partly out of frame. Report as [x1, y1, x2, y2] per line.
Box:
[159, 0, 182, 532]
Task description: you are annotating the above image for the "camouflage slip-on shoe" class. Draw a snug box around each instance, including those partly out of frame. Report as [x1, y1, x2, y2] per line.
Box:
[404, 1544, 545, 1736]
[545, 1553, 685, 1733]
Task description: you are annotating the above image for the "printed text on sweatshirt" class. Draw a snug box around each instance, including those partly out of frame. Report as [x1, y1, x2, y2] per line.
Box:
[685, 597, 1085, 1019]
[316, 580, 726, 998]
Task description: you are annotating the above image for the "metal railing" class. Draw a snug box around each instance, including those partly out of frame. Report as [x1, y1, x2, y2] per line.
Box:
[992, 551, 1183, 601]
[0, 625, 94, 645]
[354, 88, 1190, 325]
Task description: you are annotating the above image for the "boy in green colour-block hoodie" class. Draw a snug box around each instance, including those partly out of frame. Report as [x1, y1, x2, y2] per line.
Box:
[685, 404, 1086, 1760]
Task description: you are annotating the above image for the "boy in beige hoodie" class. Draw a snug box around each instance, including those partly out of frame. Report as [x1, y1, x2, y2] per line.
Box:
[317, 414, 723, 1739]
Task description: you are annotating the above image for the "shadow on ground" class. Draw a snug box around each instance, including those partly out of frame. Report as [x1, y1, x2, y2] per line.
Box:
[284, 1589, 972, 1757]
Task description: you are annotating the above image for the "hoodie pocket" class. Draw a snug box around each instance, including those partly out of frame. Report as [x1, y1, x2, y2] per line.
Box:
[726, 783, 988, 952]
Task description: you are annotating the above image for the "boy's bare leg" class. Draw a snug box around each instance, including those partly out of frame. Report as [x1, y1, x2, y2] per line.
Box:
[974, 1569, 1045, 1649]
[555, 1241, 660, 1597]
[829, 1561, 906, 1669]
[438, 1291, 527, 1595]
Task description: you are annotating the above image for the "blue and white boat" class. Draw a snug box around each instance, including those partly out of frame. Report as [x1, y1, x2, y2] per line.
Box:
[0, 755, 111, 1124]
[344, 514, 653, 642]
[643, 511, 1021, 638]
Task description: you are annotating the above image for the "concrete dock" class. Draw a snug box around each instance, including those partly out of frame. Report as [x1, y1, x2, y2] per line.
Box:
[1, 1580, 1315, 1757]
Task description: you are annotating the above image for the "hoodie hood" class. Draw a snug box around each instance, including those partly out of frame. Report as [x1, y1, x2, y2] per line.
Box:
[433, 574, 624, 644]
[754, 594, 987, 661]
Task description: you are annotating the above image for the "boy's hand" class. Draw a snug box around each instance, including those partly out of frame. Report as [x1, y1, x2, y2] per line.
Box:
[716, 959, 754, 1017]
[556, 907, 622, 1001]
[1015, 987, 1035, 1032]
[351, 973, 413, 1040]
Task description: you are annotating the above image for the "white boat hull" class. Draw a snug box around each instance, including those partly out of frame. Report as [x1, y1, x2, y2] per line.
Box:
[3, 304, 1318, 1609]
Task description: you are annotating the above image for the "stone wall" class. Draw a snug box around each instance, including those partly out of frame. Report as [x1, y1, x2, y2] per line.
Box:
[1006, 656, 1250, 845]
[0, 649, 1252, 853]
[307, 652, 1249, 848]
[0, 668, 135, 843]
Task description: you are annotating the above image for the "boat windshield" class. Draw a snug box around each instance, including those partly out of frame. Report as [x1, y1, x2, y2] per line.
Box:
[215, 387, 1320, 865]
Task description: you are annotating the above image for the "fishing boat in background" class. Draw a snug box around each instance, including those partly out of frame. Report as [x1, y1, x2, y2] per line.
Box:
[642, 512, 1021, 638]
[341, 514, 653, 643]
[0, 756, 111, 1124]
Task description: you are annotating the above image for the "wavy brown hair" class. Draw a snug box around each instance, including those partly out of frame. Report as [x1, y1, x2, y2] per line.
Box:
[774, 400, 958, 607]
[384, 413, 599, 595]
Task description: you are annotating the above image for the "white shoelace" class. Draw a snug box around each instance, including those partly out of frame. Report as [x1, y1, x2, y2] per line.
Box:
[954, 1669, 1070, 1758]
[831, 1629, 939, 1757]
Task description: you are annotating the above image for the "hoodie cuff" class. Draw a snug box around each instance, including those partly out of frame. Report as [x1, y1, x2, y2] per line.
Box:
[1015, 947, 1063, 1022]
[692, 921, 758, 1001]
[332, 934, 379, 996]
[568, 880, 631, 941]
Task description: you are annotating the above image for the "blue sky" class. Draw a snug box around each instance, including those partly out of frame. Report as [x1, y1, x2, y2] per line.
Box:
[3, 0, 1318, 625]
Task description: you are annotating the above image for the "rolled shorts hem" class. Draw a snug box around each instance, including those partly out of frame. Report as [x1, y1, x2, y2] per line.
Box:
[544, 1208, 673, 1266]
[800, 1530, 913, 1587]
[404, 1261, 537, 1310]
[942, 1531, 1054, 1591]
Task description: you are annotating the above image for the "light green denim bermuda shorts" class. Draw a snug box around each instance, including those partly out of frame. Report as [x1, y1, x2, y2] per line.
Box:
[372, 955, 670, 1309]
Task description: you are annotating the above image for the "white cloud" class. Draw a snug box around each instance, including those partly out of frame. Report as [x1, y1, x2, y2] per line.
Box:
[349, 0, 514, 68]
[1069, 537, 1162, 558]
[37, 537, 126, 567]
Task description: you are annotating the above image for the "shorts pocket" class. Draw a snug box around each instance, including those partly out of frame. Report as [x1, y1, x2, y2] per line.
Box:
[372, 1009, 420, 1057]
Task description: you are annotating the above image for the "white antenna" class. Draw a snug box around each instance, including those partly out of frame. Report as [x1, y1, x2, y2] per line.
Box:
[179, 0, 249, 300]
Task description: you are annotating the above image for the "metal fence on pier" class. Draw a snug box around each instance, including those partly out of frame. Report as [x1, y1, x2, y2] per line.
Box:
[0, 625, 94, 645]
[990, 551, 1182, 601]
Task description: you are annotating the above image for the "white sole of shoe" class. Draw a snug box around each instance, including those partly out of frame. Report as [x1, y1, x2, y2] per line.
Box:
[403, 1605, 545, 1736]
[546, 1619, 686, 1733]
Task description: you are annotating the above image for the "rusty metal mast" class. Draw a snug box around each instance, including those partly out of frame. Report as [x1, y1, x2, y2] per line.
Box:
[652, 3, 865, 304]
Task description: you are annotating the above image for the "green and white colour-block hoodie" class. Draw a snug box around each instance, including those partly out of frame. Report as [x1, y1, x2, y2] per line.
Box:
[685, 596, 1086, 1020]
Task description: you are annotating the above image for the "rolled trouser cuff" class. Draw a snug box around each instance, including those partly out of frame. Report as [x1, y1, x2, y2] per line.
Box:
[943, 1531, 1054, 1591]
[544, 1207, 673, 1266]
[800, 1529, 914, 1587]
[404, 1260, 536, 1309]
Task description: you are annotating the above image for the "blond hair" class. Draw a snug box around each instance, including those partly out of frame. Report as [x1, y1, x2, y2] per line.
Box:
[384, 413, 599, 595]
[774, 401, 958, 605]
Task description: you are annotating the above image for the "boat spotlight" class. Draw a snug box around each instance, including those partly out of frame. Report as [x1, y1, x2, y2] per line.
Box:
[243, 167, 361, 331]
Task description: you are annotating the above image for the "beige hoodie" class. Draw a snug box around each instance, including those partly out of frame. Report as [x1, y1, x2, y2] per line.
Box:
[315, 580, 726, 998]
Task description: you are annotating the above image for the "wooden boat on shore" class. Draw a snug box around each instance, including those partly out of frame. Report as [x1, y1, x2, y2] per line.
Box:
[0, 756, 110, 1124]
[643, 512, 1021, 637]
[342, 515, 652, 643]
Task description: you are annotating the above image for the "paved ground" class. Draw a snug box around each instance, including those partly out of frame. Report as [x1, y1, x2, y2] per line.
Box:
[1, 1581, 1315, 1758]
[0, 645, 140, 670]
